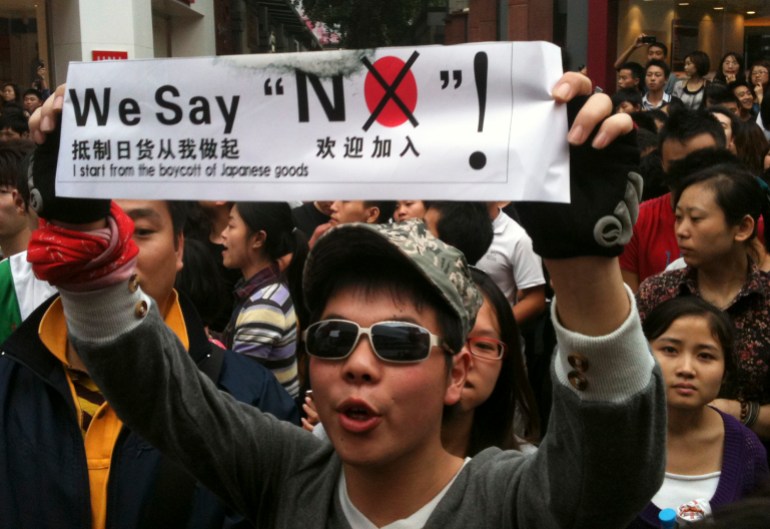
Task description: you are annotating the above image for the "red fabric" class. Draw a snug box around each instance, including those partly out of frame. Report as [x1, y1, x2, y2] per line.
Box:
[619, 193, 678, 283]
[28, 201, 138, 291]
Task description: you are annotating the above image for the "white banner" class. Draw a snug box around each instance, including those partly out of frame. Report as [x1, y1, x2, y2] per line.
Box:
[57, 42, 569, 202]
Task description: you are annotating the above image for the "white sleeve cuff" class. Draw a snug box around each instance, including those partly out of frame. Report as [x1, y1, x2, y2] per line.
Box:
[59, 280, 154, 345]
[552, 284, 655, 403]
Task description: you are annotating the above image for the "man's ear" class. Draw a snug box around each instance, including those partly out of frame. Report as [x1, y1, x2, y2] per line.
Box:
[444, 349, 470, 406]
[11, 190, 25, 214]
[364, 206, 381, 224]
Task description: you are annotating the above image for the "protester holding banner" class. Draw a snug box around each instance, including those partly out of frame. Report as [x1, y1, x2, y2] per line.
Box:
[24, 69, 663, 529]
[220, 202, 306, 398]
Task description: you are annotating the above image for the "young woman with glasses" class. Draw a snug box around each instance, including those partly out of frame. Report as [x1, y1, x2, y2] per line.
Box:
[441, 268, 540, 457]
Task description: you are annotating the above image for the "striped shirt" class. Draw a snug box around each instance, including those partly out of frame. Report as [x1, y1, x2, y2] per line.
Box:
[223, 265, 299, 398]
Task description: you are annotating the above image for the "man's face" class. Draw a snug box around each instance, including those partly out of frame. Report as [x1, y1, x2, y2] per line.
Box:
[616, 101, 639, 114]
[711, 112, 736, 153]
[648, 46, 665, 62]
[330, 201, 378, 225]
[733, 86, 755, 111]
[661, 133, 719, 173]
[23, 94, 42, 114]
[116, 200, 183, 315]
[309, 285, 467, 467]
[645, 66, 666, 92]
[0, 186, 26, 247]
[722, 101, 740, 116]
[617, 69, 638, 90]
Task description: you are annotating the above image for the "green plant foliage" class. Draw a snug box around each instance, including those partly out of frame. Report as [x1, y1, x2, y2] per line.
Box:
[303, 0, 425, 48]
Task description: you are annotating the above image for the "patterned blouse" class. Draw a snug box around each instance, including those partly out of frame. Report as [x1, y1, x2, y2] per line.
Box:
[637, 264, 770, 404]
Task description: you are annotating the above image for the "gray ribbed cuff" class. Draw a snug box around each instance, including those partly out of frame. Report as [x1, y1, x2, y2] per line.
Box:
[59, 281, 154, 345]
[552, 284, 655, 402]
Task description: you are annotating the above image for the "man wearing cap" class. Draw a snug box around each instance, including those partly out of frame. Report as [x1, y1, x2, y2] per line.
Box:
[25, 78, 663, 528]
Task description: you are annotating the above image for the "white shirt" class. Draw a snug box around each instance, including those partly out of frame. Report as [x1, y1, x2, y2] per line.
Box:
[476, 211, 545, 304]
[651, 471, 721, 512]
[339, 459, 470, 529]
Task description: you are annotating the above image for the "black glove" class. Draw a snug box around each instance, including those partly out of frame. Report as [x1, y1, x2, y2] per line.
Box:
[514, 96, 642, 259]
[25, 116, 111, 224]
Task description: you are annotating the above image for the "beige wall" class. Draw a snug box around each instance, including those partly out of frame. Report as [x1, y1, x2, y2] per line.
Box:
[617, 0, 744, 73]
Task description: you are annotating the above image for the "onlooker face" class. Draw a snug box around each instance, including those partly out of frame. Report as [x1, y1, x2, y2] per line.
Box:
[0, 185, 26, 251]
[115, 200, 184, 316]
[674, 181, 749, 269]
[459, 296, 503, 412]
[751, 65, 769, 87]
[721, 55, 740, 79]
[649, 315, 725, 410]
[732, 85, 754, 112]
[309, 285, 466, 468]
[660, 133, 718, 172]
[683, 57, 697, 77]
[329, 200, 379, 225]
[710, 112, 736, 153]
[393, 200, 426, 222]
[1, 85, 16, 102]
[645, 65, 667, 93]
[722, 101, 740, 116]
[22, 94, 42, 114]
[220, 204, 262, 277]
[648, 46, 665, 62]
[617, 69, 638, 90]
[616, 101, 640, 114]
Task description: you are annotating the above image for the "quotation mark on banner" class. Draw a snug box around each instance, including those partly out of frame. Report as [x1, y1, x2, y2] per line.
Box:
[440, 70, 462, 89]
[264, 78, 284, 96]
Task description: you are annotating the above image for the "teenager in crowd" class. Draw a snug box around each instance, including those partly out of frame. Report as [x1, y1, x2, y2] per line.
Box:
[643, 60, 674, 111]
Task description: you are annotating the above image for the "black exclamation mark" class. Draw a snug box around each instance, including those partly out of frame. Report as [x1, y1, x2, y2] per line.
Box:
[469, 51, 488, 170]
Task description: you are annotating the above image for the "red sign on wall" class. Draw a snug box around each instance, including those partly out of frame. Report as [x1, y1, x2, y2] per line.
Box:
[92, 50, 129, 61]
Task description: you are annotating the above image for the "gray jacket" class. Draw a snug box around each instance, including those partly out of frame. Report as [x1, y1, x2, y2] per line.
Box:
[64, 282, 665, 529]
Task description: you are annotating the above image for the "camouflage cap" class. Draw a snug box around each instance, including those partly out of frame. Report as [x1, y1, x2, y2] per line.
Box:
[303, 219, 482, 340]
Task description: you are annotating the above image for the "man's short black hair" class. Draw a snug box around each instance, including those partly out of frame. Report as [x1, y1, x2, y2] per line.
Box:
[424, 202, 493, 265]
[649, 41, 668, 58]
[618, 61, 644, 81]
[705, 83, 739, 108]
[362, 201, 396, 224]
[22, 88, 42, 101]
[0, 113, 29, 136]
[645, 59, 670, 79]
[0, 139, 34, 189]
[659, 108, 726, 151]
[612, 88, 642, 111]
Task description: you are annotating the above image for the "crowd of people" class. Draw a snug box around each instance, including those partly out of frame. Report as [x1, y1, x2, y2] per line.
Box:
[0, 39, 770, 529]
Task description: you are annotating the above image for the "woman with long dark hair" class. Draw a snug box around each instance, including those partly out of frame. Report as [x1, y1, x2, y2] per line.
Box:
[441, 268, 540, 456]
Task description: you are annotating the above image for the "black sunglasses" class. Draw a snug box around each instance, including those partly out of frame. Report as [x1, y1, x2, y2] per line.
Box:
[303, 319, 444, 363]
